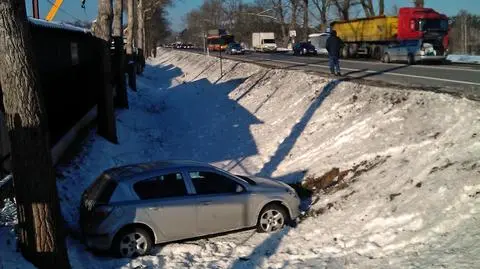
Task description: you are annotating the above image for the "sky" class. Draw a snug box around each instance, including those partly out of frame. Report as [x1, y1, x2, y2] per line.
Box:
[25, 0, 480, 31]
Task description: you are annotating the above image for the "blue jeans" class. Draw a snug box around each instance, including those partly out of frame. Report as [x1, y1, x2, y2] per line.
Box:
[329, 55, 340, 74]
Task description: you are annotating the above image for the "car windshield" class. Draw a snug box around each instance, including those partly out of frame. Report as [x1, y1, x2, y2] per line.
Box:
[235, 175, 257, 185]
[230, 43, 242, 49]
[419, 19, 448, 32]
[263, 39, 275, 44]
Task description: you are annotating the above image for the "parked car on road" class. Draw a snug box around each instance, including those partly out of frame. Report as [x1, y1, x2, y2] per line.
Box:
[226, 43, 245, 55]
[293, 42, 318, 56]
[80, 160, 301, 258]
[382, 39, 446, 64]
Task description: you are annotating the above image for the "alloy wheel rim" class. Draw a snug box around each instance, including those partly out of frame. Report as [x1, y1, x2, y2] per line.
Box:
[260, 209, 284, 232]
[119, 232, 148, 257]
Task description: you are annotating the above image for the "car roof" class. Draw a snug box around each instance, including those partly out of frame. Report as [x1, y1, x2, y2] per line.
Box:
[104, 160, 215, 181]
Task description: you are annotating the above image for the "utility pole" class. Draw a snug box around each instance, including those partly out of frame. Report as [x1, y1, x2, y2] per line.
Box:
[32, 0, 39, 19]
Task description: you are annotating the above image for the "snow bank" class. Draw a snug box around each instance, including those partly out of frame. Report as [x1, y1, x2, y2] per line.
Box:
[447, 54, 480, 64]
[1, 49, 479, 268]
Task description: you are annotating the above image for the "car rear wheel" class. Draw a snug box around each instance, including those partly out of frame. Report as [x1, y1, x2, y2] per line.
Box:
[407, 54, 415, 65]
[113, 227, 152, 258]
[383, 53, 390, 63]
[257, 204, 288, 233]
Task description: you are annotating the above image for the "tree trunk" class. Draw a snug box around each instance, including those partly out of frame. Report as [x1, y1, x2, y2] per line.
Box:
[312, 0, 329, 31]
[113, 0, 128, 108]
[379, 0, 384, 16]
[360, 0, 375, 17]
[289, 0, 298, 44]
[413, 0, 424, 8]
[96, 0, 118, 143]
[0, 1, 71, 268]
[303, 0, 309, 41]
[136, 0, 145, 74]
[274, 0, 289, 47]
[126, 0, 136, 91]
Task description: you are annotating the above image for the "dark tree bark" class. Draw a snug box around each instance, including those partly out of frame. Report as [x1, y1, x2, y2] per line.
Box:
[333, 0, 352, 20]
[136, 0, 145, 74]
[289, 0, 299, 43]
[113, 0, 129, 108]
[360, 0, 375, 17]
[0, 1, 70, 268]
[126, 0, 137, 91]
[413, 0, 424, 8]
[303, 0, 309, 41]
[312, 0, 329, 31]
[272, 0, 289, 46]
[96, 0, 118, 143]
[379, 0, 384, 16]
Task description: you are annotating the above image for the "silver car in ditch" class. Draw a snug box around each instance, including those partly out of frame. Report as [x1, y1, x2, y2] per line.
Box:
[382, 39, 446, 64]
[80, 160, 301, 257]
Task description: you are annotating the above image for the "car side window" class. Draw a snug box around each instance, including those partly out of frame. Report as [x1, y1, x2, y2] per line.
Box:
[134, 172, 187, 200]
[189, 171, 244, 195]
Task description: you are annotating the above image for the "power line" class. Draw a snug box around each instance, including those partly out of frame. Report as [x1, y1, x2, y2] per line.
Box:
[45, 0, 83, 21]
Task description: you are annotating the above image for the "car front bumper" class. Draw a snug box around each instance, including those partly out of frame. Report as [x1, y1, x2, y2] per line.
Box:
[415, 55, 446, 62]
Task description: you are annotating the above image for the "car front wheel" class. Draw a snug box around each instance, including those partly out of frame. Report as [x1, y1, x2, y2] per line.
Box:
[257, 204, 288, 233]
[112, 227, 152, 258]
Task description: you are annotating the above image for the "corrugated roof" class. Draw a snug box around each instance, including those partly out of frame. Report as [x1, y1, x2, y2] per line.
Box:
[28, 18, 91, 34]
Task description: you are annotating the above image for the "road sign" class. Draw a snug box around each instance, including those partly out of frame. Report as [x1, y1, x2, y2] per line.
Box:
[289, 30, 297, 37]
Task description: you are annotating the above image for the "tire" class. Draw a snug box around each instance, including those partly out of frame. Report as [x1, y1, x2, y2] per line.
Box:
[256, 204, 289, 233]
[383, 53, 390, 63]
[407, 54, 415, 65]
[342, 45, 349, 58]
[112, 227, 153, 258]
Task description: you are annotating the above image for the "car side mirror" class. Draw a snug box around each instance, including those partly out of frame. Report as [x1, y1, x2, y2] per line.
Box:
[236, 185, 244, 193]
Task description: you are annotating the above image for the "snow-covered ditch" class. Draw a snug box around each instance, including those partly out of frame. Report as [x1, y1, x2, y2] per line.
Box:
[1, 49, 480, 268]
[447, 54, 480, 64]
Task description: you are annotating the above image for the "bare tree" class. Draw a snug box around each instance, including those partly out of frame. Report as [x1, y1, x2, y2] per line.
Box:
[379, 0, 384, 16]
[413, 0, 424, 8]
[125, 0, 137, 91]
[137, 0, 145, 72]
[332, 0, 355, 20]
[302, 0, 309, 40]
[390, 3, 399, 15]
[113, 0, 128, 108]
[312, 0, 330, 30]
[0, 1, 70, 268]
[96, 0, 118, 143]
[271, 0, 289, 45]
[289, 0, 299, 33]
[359, 0, 374, 17]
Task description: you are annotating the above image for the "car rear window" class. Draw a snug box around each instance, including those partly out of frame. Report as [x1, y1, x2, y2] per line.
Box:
[82, 173, 117, 209]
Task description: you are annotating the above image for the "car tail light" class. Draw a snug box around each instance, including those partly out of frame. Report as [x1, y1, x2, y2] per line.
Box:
[92, 206, 114, 223]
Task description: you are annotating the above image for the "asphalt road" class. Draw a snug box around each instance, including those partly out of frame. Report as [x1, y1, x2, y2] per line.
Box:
[169, 48, 480, 100]
[222, 52, 480, 89]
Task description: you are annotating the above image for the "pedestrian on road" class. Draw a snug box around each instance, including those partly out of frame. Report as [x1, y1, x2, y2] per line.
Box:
[326, 30, 344, 76]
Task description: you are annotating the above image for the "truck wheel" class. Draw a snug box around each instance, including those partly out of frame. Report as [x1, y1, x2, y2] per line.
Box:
[383, 53, 390, 63]
[342, 45, 349, 58]
[407, 54, 415, 65]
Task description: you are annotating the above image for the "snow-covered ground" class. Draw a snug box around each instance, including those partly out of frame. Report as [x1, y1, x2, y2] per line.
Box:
[1, 49, 480, 268]
[447, 54, 480, 64]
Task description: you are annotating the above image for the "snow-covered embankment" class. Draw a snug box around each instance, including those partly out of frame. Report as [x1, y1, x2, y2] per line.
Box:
[2, 49, 479, 268]
[144, 50, 480, 268]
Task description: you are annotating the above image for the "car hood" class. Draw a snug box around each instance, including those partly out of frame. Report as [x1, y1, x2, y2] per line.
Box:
[248, 176, 288, 190]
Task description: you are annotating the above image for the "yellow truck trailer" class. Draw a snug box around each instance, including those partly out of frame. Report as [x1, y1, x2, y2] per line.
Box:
[331, 16, 399, 58]
[332, 16, 398, 43]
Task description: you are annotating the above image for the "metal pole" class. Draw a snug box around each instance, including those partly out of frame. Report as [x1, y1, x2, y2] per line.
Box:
[32, 0, 40, 19]
[219, 48, 222, 77]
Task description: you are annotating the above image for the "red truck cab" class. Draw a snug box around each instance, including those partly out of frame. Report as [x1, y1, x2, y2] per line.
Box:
[397, 7, 449, 53]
